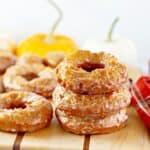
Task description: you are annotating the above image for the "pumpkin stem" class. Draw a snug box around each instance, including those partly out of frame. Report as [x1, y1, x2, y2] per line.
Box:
[46, 0, 63, 43]
[106, 17, 120, 42]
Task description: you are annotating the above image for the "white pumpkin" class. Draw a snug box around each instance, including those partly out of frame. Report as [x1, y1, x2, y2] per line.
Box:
[82, 18, 138, 67]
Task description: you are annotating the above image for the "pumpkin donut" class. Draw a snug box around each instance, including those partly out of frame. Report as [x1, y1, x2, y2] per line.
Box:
[17, 53, 43, 65]
[3, 64, 57, 98]
[0, 50, 16, 74]
[53, 85, 130, 118]
[56, 50, 128, 94]
[43, 52, 65, 68]
[0, 91, 53, 132]
[56, 108, 128, 135]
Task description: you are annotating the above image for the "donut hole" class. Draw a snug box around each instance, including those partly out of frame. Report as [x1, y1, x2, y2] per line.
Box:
[21, 72, 38, 81]
[6, 102, 26, 109]
[78, 62, 105, 72]
[42, 60, 49, 66]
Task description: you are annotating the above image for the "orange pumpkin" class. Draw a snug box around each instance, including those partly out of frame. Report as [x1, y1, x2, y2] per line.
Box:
[17, 0, 77, 57]
[17, 34, 77, 57]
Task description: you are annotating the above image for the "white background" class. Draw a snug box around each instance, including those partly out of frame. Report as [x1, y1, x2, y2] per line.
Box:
[0, 0, 149, 72]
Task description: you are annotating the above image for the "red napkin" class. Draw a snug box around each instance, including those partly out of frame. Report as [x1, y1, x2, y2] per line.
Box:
[131, 76, 150, 128]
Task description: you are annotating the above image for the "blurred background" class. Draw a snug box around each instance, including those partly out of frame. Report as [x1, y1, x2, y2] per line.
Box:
[0, 0, 149, 72]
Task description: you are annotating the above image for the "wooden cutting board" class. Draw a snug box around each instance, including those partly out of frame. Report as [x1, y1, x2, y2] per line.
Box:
[0, 67, 149, 150]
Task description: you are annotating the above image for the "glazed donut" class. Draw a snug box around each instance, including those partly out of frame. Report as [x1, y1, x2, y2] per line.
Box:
[43, 52, 65, 68]
[53, 85, 130, 118]
[3, 64, 57, 98]
[56, 108, 128, 135]
[17, 53, 43, 65]
[56, 50, 128, 94]
[0, 91, 53, 132]
[0, 50, 16, 74]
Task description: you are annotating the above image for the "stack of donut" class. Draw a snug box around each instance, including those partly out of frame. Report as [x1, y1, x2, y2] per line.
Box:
[0, 51, 65, 133]
[53, 50, 131, 135]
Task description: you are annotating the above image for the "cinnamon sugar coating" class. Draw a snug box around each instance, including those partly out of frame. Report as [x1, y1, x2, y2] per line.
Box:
[53, 85, 130, 118]
[56, 50, 128, 94]
[0, 91, 53, 132]
[56, 108, 127, 135]
[3, 64, 57, 98]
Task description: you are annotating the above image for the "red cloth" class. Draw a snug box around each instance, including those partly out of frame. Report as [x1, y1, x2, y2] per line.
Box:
[131, 76, 150, 128]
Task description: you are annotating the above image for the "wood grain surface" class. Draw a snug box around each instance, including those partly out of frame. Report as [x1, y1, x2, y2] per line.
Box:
[0, 67, 149, 150]
[90, 108, 150, 150]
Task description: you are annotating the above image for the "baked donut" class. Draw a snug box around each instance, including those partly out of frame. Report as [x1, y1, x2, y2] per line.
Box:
[0, 50, 16, 74]
[0, 91, 53, 132]
[56, 50, 128, 94]
[3, 64, 57, 98]
[53, 85, 130, 118]
[56, 108, 128, 135]
[43, 52, 65, 68]
[17, 53, 43, 65]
